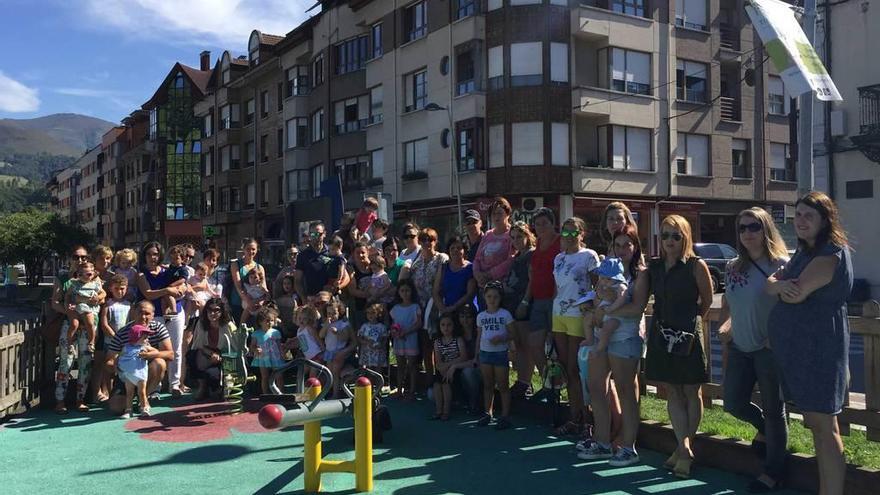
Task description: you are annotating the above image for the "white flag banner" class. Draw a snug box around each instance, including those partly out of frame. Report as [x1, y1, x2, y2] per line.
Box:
[746, 0, 842, 101]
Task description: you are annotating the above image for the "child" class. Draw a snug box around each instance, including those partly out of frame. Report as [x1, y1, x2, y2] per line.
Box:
[319, 300, 352, 396]
[161, 245, 190, 318]
[432, 314, 467, 420]
[355, 196, 379, 240]
[476, 282, 513, 430]
[187, 262, 218, 315]
[98, 274, 131, 401]
[66, 262, 105, 353]
[113, 248, 138, 301]
[390, 279, 421, 399]
[276, 275, 299, 337]
[370, 218, 389, 252]
[366, 255, 394, 305]
[327, 236, 347, 294]
[241, 268, 270, 324]
[248, 306, 285, 395]
[590, 257, 629, 354]
[357, 303, 389, 375]
[117, 324, 154, 418]
[294, 305, 325, 367]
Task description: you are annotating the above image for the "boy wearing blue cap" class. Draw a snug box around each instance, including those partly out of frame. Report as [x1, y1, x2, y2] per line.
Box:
[590, 257, 629, 354]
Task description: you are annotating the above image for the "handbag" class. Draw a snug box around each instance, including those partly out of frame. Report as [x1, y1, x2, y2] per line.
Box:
[654, 258, 698, 357]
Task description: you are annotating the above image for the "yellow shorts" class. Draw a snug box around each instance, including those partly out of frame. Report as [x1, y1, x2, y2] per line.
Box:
[552, 315, 585, 338]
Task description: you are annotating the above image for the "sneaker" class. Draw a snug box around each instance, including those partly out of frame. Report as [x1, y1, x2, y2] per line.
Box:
[140, 407, 152, 417]
[575, 437, 595, 452]
[608, 448, 640, 467]
[510, 381, 530, 399]
[495, 416, 512, 430]
[577, 442, 613, 460]
[121, 410, 132, 419]
[477, 413, 492, 426]
[148, 391, 161, 402]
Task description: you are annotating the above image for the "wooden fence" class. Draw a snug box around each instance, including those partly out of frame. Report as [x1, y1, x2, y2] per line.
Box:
[0, 316, 48, 419]
[642, 308, 880, 442]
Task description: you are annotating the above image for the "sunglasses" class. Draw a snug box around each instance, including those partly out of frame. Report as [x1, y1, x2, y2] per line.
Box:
[207, 307, 222, 313]
[418, 236, 435, 243]
[661, 232, 683, 241]
[738, 223, 763, 234]
[309, 232, 324, 238]
[561, 229, 580, 238]
[403, 234, 417, 239]
[73, 255, 89, 261]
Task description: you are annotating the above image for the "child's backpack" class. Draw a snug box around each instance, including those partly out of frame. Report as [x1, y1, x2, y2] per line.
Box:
[534, 339, 568, 428]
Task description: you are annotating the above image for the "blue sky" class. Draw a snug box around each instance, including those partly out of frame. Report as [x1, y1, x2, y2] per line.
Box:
[0, 0, 316, 124]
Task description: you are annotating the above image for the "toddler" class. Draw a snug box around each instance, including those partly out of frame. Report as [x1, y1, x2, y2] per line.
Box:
[66, 262, 105, 353]
[357, 303, 389, 375]
[327, 236, 347, 294]
[366, 255, 394, 305]
[98, 274, 131, 401]
[113, 248, 138, 301]
[354, 196, 379, 240]
[248, 306, 285, 395]
[241, 268, 270, 324]
[319, 300, 352, 396]
[294, 305, 325, 366]
[187, 262, 218, 314]
[588, 257, 629, 354]
[117, 324, 154, 418]
[161, 245, 190, 318]
[276, 275, 299, 337]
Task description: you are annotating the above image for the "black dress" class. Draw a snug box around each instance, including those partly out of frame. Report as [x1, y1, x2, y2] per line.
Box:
[645, 257, 709, 384]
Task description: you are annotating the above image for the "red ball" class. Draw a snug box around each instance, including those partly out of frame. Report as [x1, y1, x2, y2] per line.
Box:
[356, 376, 372, 388]
[258, 404, 284, 429]
[306, 377, 322, 388]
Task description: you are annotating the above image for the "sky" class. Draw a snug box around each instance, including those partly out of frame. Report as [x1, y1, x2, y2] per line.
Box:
[0, 0, 317, 124]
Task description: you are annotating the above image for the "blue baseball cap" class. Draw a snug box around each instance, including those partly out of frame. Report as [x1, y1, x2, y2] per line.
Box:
[595, 257, 627, 283]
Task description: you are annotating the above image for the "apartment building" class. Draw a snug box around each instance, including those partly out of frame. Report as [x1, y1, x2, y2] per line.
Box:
[96, 126, 126, 246]
[49, 166, 80, 224]
[118, 110, 155, 248]
[75, 145, 102, 238]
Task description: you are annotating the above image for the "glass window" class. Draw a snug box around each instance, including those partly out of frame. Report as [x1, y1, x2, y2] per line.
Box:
[731, 138, 751, 178]
[245, 99, 255, 125]
[512, 122, 543, 166]
[404, 138, 429, 172]
[610, 48, 650, 95]
[455, 0, 477, 20]
[312, 164, 324, 195]
[313, 55, 324, 87]
[371, 23, 383, 59]
[676, 133, 710, 176]
[277, 128, 284, 158]
[260, 134, 268, 162]
[551, 122, 569, 166]
[488, 0, 502, 9]
[676, 59, 708, 103]
[457, 122, 483, 171]
[489, 124, 504, 168]
[335, 35, 369, 75]
[770, 143, 794, 181]
[370, 86, 383, 124]
[550, 43, 569, 84]
[311, 109, 324, 142]
[768, 76, 788, 116]
[597, 125, 651, 170]
[287, 66, 310, 97]
[405, 1, 427, 42]
[203, 114, 213, 137]
[488, 46, 504, 90]
[261, 90, 269, 118]
[613, 0, 645, 17]
[456, 49, 476, 96]
[371, 149, 384, 179]
[261, 180, 269, 206]
[245, 141, 255, 167]
[675, 0, 708, 30]
[405, 70, 427, 112]
[511, 43, 543, 87]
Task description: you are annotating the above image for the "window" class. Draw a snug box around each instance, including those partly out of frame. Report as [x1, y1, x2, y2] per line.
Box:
[245, 141, 255, 167]
[370, 86, 383, 124]
[597, 125, 651, 170]
[245, 99, 255, 125]
[312, 164, 324, 194]
[405, 70, 427, 112]
[511, 42, 543, 87]
[260, 134, 268, 162]
[768, 76, 788, 116]
[512, 122, 543, 166]
[731, 139, 751, 178]
[489, 124, 504, 168]
[488, 46, 504, 90]
[770, 143, 795, 182]
[335, 35, 369, 75]
[261, 90, 269, 118]
[277, 176, 284, 205]
[249, 36, 260, 65]
[287, 66, 309, 97]
[220, 104, 239, 129]
[261, 180, 269, 206]
[277, 82, 283, 111]
[334, 95, 370, 135]
[334, 155, 371, 189]
[204, 187, 214, 215]
[287, 118, 309, 148]
[511, 0, 541, 4]
[405, 1, 427, 43]
[173, 73, 184, 89]
[457, 119, 484, 171]
[676, 59, 708, 103]
[403, 138, 429, 173]
[221, 68, 231, 85]
[203, 148, 213, 176]
[313, 55, 324, 87]
[846, 180, 874, 199]
[175, 141, 185, 154]
[371, 23, 383, 59]
[613, 0, 645, 17]
[675, 0, 707, 30]
[550, 42, 569, 84]
[203, 114, 213, 137]
[455, 0, 477, 20]
[286, 170, 312, 201]
[192, 140, 201, 154]
[676, 133, 710, 176]
[277, 128, 284, 158]
[609, 48, 650, 95]
[245, 183, 255, 208]
[456, 49, 476, 96]
[551, 123, 570, 166]
[311, 109, 325, 142]
[488, 0, 502, 9]
[230, 144, 241, 170]
[230, 186, 241, 211]
[219, 187, 228, 212]
[371, 149, 384, 179]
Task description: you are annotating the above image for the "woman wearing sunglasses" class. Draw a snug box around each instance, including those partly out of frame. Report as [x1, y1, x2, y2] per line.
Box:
[551, 216, 600, 436]
[399, 224, 422, 266]
[185, 298, 239, 401]
[646, 215, 713, 478]
[718, 207, 789, 492]
[409, 228, 449, 379]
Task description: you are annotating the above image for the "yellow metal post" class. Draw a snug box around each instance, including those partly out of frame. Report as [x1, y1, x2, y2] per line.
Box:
[303, 379, 322, 493]
[354, 377, 373, 492]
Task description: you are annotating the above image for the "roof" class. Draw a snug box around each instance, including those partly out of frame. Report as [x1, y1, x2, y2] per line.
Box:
[230, 57, 249, 67]
[141, 62, 211, 109]
[259, 33, 284, 46]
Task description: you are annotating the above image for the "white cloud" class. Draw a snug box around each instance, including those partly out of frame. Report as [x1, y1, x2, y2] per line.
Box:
[0, 71, 40, 113]
[52, 87, 136, 112]
[81, 0, 316, 49]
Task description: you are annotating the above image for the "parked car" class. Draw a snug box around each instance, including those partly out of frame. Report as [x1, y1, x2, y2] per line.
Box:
[693, 243, 738, 292]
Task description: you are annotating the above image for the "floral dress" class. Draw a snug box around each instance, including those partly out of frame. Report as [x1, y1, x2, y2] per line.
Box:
[358, 322, 389, 367]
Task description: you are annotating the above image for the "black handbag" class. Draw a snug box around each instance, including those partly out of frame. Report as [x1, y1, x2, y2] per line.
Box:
[654, 259, 698, 357]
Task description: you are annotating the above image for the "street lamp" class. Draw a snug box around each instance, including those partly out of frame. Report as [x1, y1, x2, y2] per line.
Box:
[424, 102, 463, 234]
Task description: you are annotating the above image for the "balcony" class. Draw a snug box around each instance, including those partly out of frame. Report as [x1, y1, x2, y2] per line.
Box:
[719, 23, 741, 51]
[851, 84, 880, 163]
[719, 96, 741, 122]
[573, 3, 654, 49]
[572, 86, 656, 128]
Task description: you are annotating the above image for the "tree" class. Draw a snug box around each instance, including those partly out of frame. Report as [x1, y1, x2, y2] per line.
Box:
[0, 209, 93, 286]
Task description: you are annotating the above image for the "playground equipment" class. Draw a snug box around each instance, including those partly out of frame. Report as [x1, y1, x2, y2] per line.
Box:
[258, 360, 380, 492]
[221, 327, 255, 415]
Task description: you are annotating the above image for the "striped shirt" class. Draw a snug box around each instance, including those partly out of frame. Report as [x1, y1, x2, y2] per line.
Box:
[106, 320, 170, 354]
[435, 337, 461, 364]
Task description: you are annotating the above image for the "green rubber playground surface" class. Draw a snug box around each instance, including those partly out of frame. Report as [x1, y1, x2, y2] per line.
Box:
[0, 395, 805, 494]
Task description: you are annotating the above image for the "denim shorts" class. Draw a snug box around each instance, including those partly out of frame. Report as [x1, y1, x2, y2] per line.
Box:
[479, 350, 509, 367]
[528, 298, 553, 332]
[607, 336, 644, 360]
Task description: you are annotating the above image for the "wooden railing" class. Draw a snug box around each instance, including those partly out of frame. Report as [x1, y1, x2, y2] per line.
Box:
[641, 307, 880, 442]
[0, 316, 47, 419]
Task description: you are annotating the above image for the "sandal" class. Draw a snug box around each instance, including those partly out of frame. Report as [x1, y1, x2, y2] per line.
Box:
[663, 451, 680, 469]
[673, 455, 694, 479]
[55, 402, 68, 415]
[75, 402, 89, 412]
[554, 421, 583, 437]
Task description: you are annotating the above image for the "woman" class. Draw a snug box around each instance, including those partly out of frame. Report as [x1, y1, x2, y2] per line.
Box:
[504, 222, 535, 398]
[645, 215, 713, 478]
[136, 241, 189, 396]
[229, 238, 266, 324]
[522, 207, 560, 395]
[581, 225, 648, 467]
[409, 228, 449, 379]
[383, 237, 409, 286]
[767, 192, 852, 495]
[551, 216, 600, 435]
[473, 196, 514, 289]
[89, 244, 115, 401]
[718, 207, 789, 492]
[272, 246, 299, 299]
[185, 298, 239, 400]
[433, 236, 477, 318]
[601, 202, 639, 249]
[399, 224, 422, 265]
[345, 242, 374, 331]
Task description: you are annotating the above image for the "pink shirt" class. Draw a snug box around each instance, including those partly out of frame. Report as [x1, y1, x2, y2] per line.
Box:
[473, 229, 514, 285]
[355, 209, 377, 236]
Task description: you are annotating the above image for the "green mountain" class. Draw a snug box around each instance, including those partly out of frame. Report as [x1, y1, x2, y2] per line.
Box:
[0, 113, 116, 156]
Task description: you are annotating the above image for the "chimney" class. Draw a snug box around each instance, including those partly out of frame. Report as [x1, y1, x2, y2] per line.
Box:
[200, 50, 211, 71]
